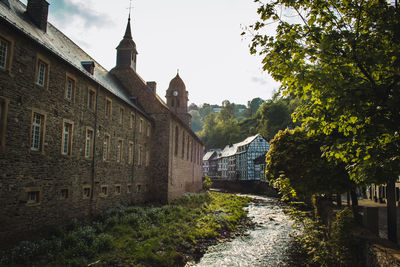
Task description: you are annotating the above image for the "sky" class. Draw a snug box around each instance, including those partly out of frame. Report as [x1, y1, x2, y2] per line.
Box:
[21, 0, 280, 106]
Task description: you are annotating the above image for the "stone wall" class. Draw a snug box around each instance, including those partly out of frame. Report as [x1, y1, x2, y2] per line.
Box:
[110, 67, 204, 203]
[0, 22, 152, 246]
[211, 179, 278, 196]
[168, 119, 203, 201]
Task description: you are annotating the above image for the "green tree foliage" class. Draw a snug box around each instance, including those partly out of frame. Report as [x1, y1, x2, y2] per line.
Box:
[189, 110, 202, 132]
[249, 0, 400, 185]
[266, 128, 353, 202]
[257, 96, 298, 140]
[199, 105, 242, 149]
[198, 103, 213, 119]
[247, 97, 265, 117]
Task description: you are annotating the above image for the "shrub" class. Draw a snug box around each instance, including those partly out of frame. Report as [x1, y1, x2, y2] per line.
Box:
[203, 175, 213, 190]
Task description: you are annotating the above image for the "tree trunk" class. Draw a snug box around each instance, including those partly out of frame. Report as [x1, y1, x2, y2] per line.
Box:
[336, 193, 342, 208]
[350, 189, 361, 223]
[347, 192, 351, 206]
[387, 180, 397, 244]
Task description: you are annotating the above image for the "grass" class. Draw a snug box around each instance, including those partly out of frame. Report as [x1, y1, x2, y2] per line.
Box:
[0, 191, 250, 267]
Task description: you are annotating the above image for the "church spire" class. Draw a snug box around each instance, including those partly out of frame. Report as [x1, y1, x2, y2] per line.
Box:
[116, 16, 138, 70]
[123, 17, 132, 39]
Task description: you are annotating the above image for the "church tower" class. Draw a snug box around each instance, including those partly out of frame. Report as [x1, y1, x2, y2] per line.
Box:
[116, 16, 138, 71]
[166, 72, 191, 126]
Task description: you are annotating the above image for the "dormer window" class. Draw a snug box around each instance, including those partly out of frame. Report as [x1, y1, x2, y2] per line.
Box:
[81, 61, 95, 75]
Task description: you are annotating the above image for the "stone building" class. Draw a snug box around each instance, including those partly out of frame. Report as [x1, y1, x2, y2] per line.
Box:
[0, 0, 203, 244]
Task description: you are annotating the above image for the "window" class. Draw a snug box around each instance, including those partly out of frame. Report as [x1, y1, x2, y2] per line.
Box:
[105, 97, 112, 119]
[35, 57, 49, 88]
[139, 118, 143, 133]
[119, 106, 124, 126]
[138, 145, 142, 166]
[174, 126, 179, 156]
[128, 141, 134, 164]
[187, 136, 190, 160]
[136, 184, 142, 193]
[117, 139, 123, 163]
[0, 36, 12, 71]
[87, 88, 96, 111]
[127, 184, 132, 193]
[30, 112, 45, 152]
[64, 74, 76, 101]
[60, 188, 69, 199]
[83, 186, 91, 199]
[146, 124, 151, 137]
[191, 141, 194, 162]
[0, 98, 9, 149]
[85, 128, 94, 159]
[27, 190, 40, 205]
[115, 185, 121, 195]
[103, 134, 110, 161]
[130, 113, 135, 129]
[182, 131, 185, 158]
[61, 121, 73, 156]
[101, 185, 108, 197]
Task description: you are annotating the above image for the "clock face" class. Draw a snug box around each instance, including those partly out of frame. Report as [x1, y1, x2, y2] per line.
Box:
[173, 90, 178, 96]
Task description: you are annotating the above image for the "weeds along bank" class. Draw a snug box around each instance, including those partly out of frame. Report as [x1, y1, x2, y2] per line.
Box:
[0, 192, 250, 267]
[287, 204, 366, 266]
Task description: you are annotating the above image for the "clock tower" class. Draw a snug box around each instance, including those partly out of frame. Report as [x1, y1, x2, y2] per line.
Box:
[166, 72, 191, 126]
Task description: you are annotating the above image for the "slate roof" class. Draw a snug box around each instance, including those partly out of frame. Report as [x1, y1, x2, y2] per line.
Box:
[236, 134, 261, 147]
[0, 0, 148, 117]
[203, 151, 215, 161]
[225, 144, 238, 157]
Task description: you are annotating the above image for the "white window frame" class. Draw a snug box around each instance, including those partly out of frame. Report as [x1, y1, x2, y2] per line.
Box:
[61, 121, 73, 156]
[85, 128, 94, 159]
[31, 112, 45, 152]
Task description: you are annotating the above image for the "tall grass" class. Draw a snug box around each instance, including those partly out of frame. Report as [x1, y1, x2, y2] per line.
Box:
[0, 192, 250, 267]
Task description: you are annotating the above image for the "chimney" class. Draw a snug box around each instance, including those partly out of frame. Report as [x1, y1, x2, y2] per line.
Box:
[26, 0, 49, 32]
[146, 81, 157, 94]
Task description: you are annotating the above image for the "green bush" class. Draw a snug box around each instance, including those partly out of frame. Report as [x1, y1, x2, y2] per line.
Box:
[293, 207, 365, 266]
[203, 175, 213, 190]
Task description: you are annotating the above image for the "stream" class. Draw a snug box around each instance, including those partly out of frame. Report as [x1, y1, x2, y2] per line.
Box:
[187, 195, 300, 267]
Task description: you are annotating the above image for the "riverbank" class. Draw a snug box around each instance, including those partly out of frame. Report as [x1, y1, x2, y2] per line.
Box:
[0, 192, 251, 267]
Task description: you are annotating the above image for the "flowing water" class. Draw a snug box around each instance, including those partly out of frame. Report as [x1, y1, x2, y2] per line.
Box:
[187, 195, 300, 267]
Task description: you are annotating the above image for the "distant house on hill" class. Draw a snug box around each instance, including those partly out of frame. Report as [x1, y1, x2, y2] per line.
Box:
[236, 134, 270, 180]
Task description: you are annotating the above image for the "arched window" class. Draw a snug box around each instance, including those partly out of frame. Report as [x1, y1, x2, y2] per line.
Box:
[182, 130, 185, 158]
[175, 126, 179, 156]
[177, 99, 180, 108]
[171, 99, 175, 107]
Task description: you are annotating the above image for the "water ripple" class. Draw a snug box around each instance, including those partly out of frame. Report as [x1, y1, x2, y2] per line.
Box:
[187, 195, 297, 267]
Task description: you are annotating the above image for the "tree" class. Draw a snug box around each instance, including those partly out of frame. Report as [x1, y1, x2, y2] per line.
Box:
[188, 103, 199, 111]
[189, 110, 203, 132]
[258, 98, 294, 141]
[266, 128, 354, 223]
[199, 103, 213, 119]
[217, 100, 235, 121]
[266, 128, 352, 200]
[250, 0, 400, 243]
[247, 97, 265, 117]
